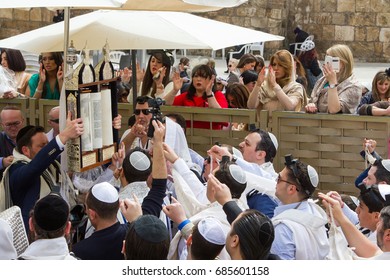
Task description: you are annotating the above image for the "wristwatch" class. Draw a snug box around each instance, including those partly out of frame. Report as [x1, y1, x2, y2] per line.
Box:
[206, 92, 214, 98]
[329, 83, 338, 89]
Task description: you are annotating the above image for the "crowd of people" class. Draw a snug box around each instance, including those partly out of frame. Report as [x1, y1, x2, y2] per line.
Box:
[1, 30, 390, 260]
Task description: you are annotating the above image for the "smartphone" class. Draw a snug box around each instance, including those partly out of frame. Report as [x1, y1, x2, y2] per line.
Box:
[324, 55, 340, 73]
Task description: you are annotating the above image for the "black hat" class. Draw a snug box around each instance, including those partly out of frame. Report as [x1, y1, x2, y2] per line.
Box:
[133, 215, 168, 243]
[34, 194, 69, 232]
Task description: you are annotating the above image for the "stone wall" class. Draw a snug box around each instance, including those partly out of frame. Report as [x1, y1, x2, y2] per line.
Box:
[1, 1, 390, 62]
[203, 0, 390, 62]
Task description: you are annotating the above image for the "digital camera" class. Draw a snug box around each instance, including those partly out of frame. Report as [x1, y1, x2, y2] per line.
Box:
[147, 97, 165, 138]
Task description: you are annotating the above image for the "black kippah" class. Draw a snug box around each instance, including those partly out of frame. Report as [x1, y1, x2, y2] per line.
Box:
[133, 215, 168, 243]
[16, 125, 35, 143]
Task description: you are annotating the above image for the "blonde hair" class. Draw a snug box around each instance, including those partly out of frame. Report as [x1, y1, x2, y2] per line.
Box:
[326, 44, 354, 83]
[269, 50, 294, 88]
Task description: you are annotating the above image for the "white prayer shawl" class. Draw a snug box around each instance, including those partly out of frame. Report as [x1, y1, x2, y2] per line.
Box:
[0, 219, 17, 259]
[243, 171, 277, 199]
[164, 117, 192, 166]
[172, 158, 209, 206]
[272, 202, 329, 260]
[19, 237, 77, 260]
[236, 158, 277, 181]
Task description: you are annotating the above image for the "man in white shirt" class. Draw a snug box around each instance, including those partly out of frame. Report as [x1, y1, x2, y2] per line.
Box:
[271, 154, 329, 260]
[208, 128, 278, 218]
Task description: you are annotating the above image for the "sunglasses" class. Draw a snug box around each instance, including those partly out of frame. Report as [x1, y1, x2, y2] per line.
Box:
[134, 109, 152, 116]
[49, 119, 60, 124]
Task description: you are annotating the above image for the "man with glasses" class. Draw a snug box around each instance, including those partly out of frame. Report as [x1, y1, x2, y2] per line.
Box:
[121, 96, 153, 153]
[271, 154, 329, 259]
[46, 106, 60, 141]
[0, 106, 25, 180]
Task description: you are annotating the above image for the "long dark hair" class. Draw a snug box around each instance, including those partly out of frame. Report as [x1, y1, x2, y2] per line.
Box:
[186, 64, 214, 100]
[141, 50, 172, 97]
[298, 49, 318, 68]
[225, 83, 249, 109]
[231, 209, 274, 260]
[1, 48, 26, 72]
[39, 52, 63, 72]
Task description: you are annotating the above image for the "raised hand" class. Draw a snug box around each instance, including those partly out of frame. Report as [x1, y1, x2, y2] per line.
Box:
[120, 194, 142, 223]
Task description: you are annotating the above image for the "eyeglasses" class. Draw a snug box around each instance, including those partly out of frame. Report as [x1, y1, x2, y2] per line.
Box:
[134, 109, 152, 116]
[3, 121, 22, 128]
[49, 119, 59, 124]
[276, 173, 296, 185]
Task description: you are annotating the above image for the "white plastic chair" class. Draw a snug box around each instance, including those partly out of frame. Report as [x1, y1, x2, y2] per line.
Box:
[249, 42, 264, 56]
[228, 44, 250, 61]
[109, 51, 127, 70]
[21, 51, 40, 74]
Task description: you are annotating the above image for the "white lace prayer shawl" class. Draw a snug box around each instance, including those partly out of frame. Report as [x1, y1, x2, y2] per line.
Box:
[272, 203, 329, 260]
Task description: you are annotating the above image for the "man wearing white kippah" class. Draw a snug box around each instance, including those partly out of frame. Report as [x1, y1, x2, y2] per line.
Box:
[208, 128, 279, 218]
[72, 120, 168, 260]
[270, 154, 329, 260]
[320, 188, 390, 260]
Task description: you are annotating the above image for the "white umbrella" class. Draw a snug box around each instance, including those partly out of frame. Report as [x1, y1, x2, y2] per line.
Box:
[1, 0, 247, 12]
[0, 10, 284, 53]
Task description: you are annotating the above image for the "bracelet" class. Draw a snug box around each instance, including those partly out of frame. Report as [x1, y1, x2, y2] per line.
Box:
[178, 219, 191, 231]
[206, 92, 214, 98]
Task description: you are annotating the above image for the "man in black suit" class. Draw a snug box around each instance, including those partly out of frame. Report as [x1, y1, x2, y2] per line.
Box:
[4, 112, 83, 231]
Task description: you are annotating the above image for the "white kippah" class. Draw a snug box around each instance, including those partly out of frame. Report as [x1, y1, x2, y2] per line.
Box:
[381, 160, 390, 173]
[378, 184, 390, 202]
[232, 147, 243, 159]
[229, 164, 247, 184]
[268, 132, 278, 150]
[130, 151, 151, 171]
[198, 217, 226, 245]
[91, 182, 118, 203]
[307, 165, 319, 188]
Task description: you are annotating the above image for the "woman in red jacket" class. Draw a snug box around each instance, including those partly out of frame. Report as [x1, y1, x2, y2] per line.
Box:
[169, 64, 228, 129]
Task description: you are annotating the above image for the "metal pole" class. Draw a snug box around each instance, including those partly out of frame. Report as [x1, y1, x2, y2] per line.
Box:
[131, 49, 137, 110]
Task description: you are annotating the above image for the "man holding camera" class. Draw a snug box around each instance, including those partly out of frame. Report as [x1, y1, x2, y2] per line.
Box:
[121, 96, 153, 153]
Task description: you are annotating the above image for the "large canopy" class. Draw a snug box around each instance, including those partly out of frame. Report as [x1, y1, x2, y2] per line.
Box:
[0, 0, 247, 12]
[0, 10, 284, 53]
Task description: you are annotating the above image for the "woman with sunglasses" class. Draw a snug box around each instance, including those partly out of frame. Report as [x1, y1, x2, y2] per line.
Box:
[26, 52, 63, 100]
